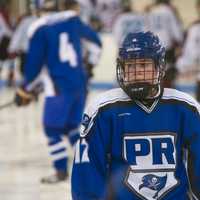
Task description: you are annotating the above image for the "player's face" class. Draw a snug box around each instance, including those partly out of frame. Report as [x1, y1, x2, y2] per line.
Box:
[124, 58, 158, 84]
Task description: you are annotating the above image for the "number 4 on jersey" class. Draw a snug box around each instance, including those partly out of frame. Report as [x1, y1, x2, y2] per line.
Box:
[59, 32, 78, 67]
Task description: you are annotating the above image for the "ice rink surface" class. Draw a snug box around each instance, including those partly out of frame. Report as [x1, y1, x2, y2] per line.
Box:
[0, 84, 106, 200]
[0, 88, 71, 200]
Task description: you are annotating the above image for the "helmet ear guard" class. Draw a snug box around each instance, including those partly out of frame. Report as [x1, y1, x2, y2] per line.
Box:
[116, 31, 166, 101]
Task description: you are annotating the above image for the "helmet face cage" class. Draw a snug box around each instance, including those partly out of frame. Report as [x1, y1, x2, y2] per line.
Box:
[117, 32, 166, 100]
[121, 59, 159, 84]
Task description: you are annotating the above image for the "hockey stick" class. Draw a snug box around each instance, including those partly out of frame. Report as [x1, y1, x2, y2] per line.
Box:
[0, 100, 14, 110]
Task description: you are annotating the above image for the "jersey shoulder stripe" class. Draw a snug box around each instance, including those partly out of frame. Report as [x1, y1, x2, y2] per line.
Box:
[46, 10, 77, 25]
[80, 88, 131, 137]
[28, 11, 77, 38]
[162, 88, 200, 114]
[86, 87, 130, 117]
[28, 15, 50, 38]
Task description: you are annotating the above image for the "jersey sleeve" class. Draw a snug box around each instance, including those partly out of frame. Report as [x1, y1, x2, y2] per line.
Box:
[8, 20, 25, 53]
[176, 31, 193, 73]
[112, 15, 123, 46]
[183, 101, 200, 199]
[168, 9, 183, 45]
[176, 27, 198, 73]
[23, 26, 46, 88]
[78, 19, 102, 48]
[71, 102, 111, 200]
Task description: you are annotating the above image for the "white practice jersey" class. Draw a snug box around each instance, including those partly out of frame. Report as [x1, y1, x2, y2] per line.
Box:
[113, 12, 146, 46]
[0, 13, 12, 41]
[147, 4, 183, 49]
[77, 0, 94, 23]
[8, 15, 38, 53]
[77, 0, 122, 32]
[176, 22, 200, 76]
[95, 0, 122, 32]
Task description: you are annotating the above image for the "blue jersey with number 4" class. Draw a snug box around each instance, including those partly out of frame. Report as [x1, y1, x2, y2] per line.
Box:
[72, 88, 200, 200]
[24, 10, 102, 92]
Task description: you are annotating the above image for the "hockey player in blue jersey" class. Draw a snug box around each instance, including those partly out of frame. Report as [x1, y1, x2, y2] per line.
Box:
[71, 31, 200, 200]
[14, 0, 102, 184]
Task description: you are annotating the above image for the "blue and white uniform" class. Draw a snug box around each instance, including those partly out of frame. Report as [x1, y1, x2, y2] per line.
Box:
[72, 87, 200, 200]
[24, 10, 102, 173]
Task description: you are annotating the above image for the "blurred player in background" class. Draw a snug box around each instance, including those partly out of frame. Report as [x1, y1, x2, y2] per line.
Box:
[176, 0, 200, 102]
[147, 0, 184, 88]
[62, 0, 103, 32]
[14, 0, 102, 184]
[0, 1, 14, 86]
[8, 3, 39, 78]
[113, 0, 146, 47]
[87, 0, 122, 33]
[76, 0, 97, 23]
[72, 31, 200, 200]
[76, 0, 125, 33]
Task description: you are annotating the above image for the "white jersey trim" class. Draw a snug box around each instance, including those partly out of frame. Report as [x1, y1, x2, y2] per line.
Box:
[81, 88, 200, 137]
[80, 88, 131, 137]
[28, 11, 77, 38]
[162, 88, 200, 114]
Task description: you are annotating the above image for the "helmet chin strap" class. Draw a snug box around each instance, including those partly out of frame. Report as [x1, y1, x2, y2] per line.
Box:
[124, 82, 161, 101]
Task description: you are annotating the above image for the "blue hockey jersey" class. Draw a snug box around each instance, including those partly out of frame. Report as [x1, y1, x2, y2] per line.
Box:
[24, 10, 102, 93]
[72, 88, 200, 200]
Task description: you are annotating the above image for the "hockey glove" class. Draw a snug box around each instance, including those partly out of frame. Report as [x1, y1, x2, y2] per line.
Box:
[14, 87, 35, 106]
[85, 62, 94, 80]
[14, 82, 44, 106]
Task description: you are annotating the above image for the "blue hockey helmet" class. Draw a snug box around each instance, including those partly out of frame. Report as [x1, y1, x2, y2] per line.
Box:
[117, 31, 166, 100]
